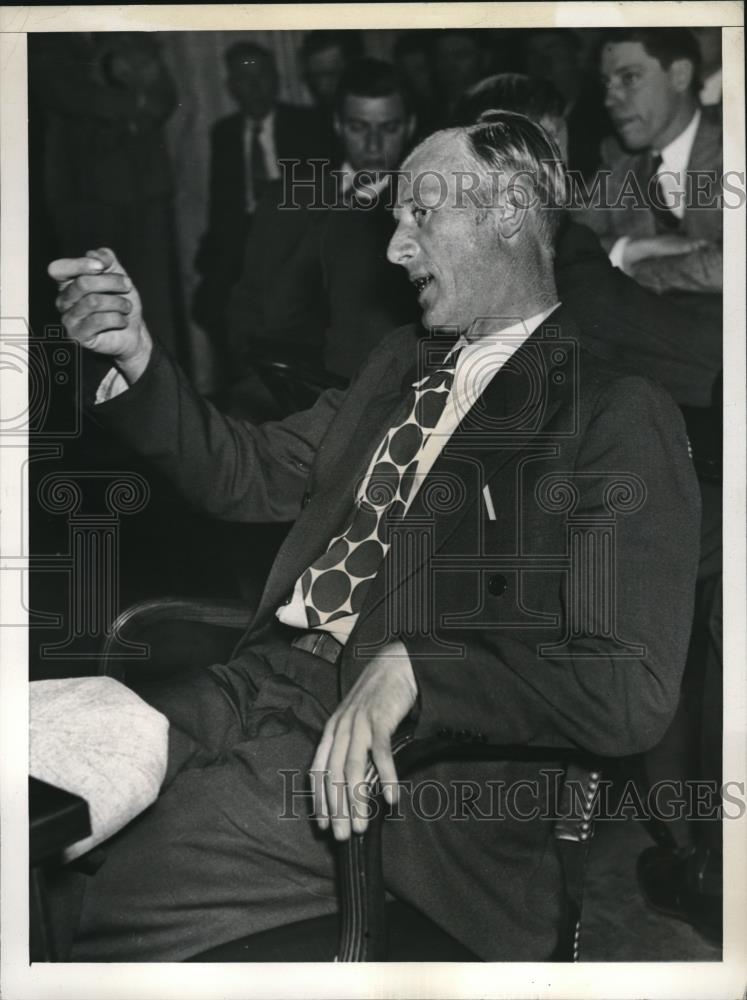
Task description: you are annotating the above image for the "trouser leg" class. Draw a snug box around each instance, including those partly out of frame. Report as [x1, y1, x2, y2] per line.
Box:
[68, 637, 341, 960]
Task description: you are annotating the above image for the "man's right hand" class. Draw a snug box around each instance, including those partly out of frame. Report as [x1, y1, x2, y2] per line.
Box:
[48, 247, 153, 385]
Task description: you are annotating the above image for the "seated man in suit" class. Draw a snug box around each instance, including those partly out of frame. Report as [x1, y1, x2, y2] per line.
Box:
[225, 57, 420, 415]
[49, 112, 700, 961]
[579, 28, 722, 313]
[193, 40, 333, 376]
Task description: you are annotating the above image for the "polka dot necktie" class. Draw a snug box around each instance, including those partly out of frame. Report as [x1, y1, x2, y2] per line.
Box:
[301, 347, 461, 628]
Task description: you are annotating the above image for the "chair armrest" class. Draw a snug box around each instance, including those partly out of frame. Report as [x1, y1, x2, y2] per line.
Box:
[336, 735, 601, 961]
[100, 597, 253, 679]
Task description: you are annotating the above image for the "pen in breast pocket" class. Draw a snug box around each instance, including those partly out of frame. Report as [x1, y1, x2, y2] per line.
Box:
[482, 484, 496, 521]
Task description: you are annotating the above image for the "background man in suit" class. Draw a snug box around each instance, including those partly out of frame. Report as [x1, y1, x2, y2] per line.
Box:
[581, 28, 722, 315]
[192, 40, 333, 373]
[49, 112, 699, 961]
[225, 57, 419, 415]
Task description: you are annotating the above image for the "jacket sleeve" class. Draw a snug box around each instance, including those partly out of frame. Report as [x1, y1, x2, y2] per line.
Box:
[90, 344, 347, 523]
[629, 242, 723, 294]
[403, 376, 701, 758]
[557, 223, 722, 407]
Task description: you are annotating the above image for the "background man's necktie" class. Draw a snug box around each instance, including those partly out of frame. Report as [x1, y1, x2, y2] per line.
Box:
[301, 349, 460, 627]
[645, 152, 681, 233]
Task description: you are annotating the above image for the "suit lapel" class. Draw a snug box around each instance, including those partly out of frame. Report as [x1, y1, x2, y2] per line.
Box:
[356, 309, 579, 625]
[254, 333, 420, 622]
[686, 111, 722, 175]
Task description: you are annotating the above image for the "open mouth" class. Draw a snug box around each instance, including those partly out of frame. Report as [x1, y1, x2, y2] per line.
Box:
[411, 274, 434, 296]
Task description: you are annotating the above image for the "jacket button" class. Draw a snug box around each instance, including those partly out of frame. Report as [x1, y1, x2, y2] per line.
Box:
[487, 573, 508, 597]
[302, 491, 311, 507]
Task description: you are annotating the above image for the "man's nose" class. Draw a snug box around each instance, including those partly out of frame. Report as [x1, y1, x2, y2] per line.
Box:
[604, 80, 623, 107]
[387, 221, 416, 266]
[365, 128, 383, 155]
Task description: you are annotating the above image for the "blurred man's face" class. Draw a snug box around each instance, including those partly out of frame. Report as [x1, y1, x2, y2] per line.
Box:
[601, 41, 690, 151]
[388, 133, 505, 334]
[336, 94, 413, 173]
[523, 33, 580, 103]
[305, 45, 347, 106]
[227, 55, 278, 119]
[433, 35, 484, 100]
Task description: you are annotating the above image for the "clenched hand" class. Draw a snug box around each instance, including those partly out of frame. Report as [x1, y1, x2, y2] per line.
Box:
[48, 247, 153, 385]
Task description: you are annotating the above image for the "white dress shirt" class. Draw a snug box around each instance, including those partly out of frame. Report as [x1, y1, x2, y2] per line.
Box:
[609, 108, 702, 270]
[700, 69, 722, 108]
[276, 304, 560, 642]
[243, 111, 281, 213]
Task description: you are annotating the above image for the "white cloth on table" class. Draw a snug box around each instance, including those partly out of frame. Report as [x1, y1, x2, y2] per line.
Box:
[30, 676, 168, 862]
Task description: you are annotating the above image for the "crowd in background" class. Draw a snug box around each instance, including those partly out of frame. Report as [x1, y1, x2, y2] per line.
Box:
[28, 27, 723, 391]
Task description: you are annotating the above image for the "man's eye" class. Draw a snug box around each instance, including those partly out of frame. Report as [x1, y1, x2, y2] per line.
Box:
[412, 206, 428, 223]
[622, 71, 641, 87]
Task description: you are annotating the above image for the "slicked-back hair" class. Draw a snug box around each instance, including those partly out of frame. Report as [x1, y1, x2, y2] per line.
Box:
[464, 110, 567, 251]
[599, 27, 703, 95]
[454, 72, 566, 128]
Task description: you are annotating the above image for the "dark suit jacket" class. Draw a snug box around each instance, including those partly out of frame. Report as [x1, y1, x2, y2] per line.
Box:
[226, 176, 419, 378]
[578, 108, 722, 296]
[193, 104, 334, 342]
[93, 309, 700, 959]
[556, 219, 721, 407]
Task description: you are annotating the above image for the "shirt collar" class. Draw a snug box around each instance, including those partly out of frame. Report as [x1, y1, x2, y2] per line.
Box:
[246, 110, 275, 138]
[448, 303, 561, 361]
[658, 108, 701, 172]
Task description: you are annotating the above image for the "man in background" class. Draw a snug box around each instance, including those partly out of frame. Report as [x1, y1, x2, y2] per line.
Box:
[193, 40, 333, 375]
[225, 57, 419, 414]
[521, 28, 610, 180]
[299, 28, 364, 146]
[581, 28, 722, 320]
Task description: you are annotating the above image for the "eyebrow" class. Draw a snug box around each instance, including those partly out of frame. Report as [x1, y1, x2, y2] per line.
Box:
[604, 61, 645, 76]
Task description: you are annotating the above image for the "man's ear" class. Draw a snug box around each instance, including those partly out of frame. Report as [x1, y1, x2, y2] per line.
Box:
[496, 177, 531, 240]
[406, 114, 417, 140]
[669, 57, 695, 94]
[333, 113, 342, 137]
